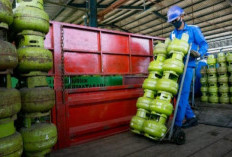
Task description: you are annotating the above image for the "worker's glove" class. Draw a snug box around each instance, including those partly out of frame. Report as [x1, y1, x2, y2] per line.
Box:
[190, 50, 200, 58]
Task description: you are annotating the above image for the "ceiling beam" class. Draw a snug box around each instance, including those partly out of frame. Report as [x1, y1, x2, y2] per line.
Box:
[52, 0, 75, 20]
[139, 3, 230, 35]
[98, 0, 129, 20]
[129, 0, 208, 31]
[118, 0, 182, 28]
[68, 3, 145, 10]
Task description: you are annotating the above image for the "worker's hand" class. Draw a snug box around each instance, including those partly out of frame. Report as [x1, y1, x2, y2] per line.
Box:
[190, 50, 200, 58]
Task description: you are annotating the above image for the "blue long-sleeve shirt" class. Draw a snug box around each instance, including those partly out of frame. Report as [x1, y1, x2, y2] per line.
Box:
[169, 23, 208, 67]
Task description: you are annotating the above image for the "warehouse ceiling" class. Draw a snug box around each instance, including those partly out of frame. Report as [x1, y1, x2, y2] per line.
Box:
[43, 0, 232, 52]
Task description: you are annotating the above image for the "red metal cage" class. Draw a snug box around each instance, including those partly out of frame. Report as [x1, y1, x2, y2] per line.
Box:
[44, 21, 164, 149]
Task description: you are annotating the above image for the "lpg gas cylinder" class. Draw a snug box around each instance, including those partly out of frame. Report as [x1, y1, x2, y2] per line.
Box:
[17, 46, 53, 72]
[167, 33, 189, 55]
[0, 116, 16, 138]
[0, 0, 13, 28]
[0, 132, 23, 157]
[20, 87, 55, 113]
[156, 71, 178, 95]
[209, 93, 219, 103]
[148, 55, 166, 73]
[162, 52, 184, 74]
[130, 109, 148, 134]
[20, 123, 57, 156]
[217, 52, 226, 63]
[13, 0, 49, 33]
[136, 96, 152, 111]
[201, 93, 208, 102]
[0, 40, 18, 70]
[17, 30, 45, 48]
[143, 113, 167, 140]
[218, 73, 228, 83]
[219, 93, 229, 104]
[207, 55, 217, 66]
[0, 88, 21, 119]
[207, 74, 217, 83]
[217, 63, 227, 73]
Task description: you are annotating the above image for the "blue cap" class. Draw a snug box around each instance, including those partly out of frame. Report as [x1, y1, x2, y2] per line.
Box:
[167, 6, 184, 23]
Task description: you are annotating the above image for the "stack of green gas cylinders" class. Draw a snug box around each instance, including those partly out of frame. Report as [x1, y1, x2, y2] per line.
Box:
[200, 65, 208, 102]
[201, 52, 232, 104]
[217, 53, 229, 104]
[11, 0, 57, 156]
[226, 52, 232, 103]
[207, 55, 218, 103]
[130, 33, 190, 141]
[0, 0, 23, 156]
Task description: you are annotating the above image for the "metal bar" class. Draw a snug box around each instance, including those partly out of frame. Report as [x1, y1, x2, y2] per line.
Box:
[168, 43, 192, 140]
[129, 0, 206, 31]
[154, 12, 232, 37]
[98, 0, 128, 19]
[118, 0, 182, 28]
[44, 0, 85, 12]
[192, 68, 195, 107]
[89, 0, 98, 27]
[139, 1, 227, 34]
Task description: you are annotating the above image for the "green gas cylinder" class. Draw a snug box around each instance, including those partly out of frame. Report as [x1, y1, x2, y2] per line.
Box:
[0, 0, 13, 28]
[130, 109, 148, 134]
[142, 71, 161, 91]
[200, 86, 208, 93]
[207, 55, 217, 66]
[218, 73, 228, 83]
[217, 63, 227, 74]
[136, 96, 152, 111]
[209, 93, 219, 103]
[17, 30, 45, 48]
[201, 93, 208, 102]
[219, 93, 229, 104]
[20, 87, 55, 113]
[148, 55, 166, 73]
[226, 52, 232, 62]
[150, 98, 173, 116]
[0, 88, 21, 119]
[0, 116, 16, 138]
[207, 74, 217, 83]
[143, 89, 156, 99]
[207, 67, 217, 74]
[200, 76, 207, 85]
[17, 46, 53, 72]
[156, 71, 178, 95]
[0, 132, 23, 157]
[153, 38, 170, 56]
[20, 123, 57, 156]
[150, 91, 173, 116]
[217, 52, 226, 63]
[208, 83, 218, 93]
[143, 113, 167, 140]
[0, 40, 18, 70]
[167, 33, 189, 55]
[13, 0, 49, 33]
[218, 83, 229, 93]
[162, 52, 184, 74]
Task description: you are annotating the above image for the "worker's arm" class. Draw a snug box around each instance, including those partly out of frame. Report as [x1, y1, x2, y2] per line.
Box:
[193, 26, 208, 57]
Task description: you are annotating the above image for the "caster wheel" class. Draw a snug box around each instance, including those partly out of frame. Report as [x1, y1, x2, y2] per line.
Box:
[173, 128, 185, 145]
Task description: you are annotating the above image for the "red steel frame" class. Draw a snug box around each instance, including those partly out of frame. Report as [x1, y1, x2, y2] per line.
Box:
[44, 21, 164, 149]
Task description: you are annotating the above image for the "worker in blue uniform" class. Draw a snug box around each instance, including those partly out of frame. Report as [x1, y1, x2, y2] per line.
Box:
[167, 6, 208, 129]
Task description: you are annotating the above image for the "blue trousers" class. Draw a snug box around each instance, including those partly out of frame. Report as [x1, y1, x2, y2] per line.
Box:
[175, 67, 195, 127]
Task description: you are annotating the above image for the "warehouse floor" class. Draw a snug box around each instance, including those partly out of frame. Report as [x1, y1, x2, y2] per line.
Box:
[51, 124, 232, 157]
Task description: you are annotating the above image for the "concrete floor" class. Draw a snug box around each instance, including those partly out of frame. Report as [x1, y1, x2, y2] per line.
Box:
[51, 124, 232, 157]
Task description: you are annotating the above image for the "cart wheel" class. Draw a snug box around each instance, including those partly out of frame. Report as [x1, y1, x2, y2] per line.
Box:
[173, 129, 185, 145]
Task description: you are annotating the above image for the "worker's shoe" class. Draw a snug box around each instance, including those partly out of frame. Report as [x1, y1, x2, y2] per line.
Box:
[182, 117, 198, 129]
